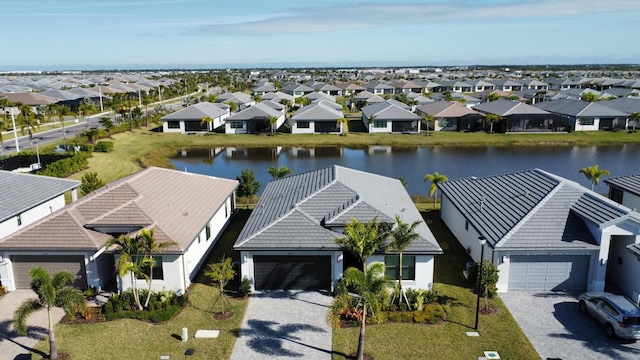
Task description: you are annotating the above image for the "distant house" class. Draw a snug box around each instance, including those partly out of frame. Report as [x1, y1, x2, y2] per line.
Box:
[533, 99, 629, 131]
[336, 82, 366, 96]
[416, 101, 484, 131]
[473, 99, 564, 132]
[224, 102, 286, 134]
[490, 79, 523, 92]
[216, 92, 255, 110]
[466, 79, 495, 93]
[290, 100, 344, 134]
[439, 169, 640, 297]
[361, 101, 421, 133]
[606, 174, 640, 210]
[363, 80, 395, 95]
[162, 102, 229, 133]
[234, 165, 442, 291]
[0, 168, 238, 294]
[282, 83, 315, 98]
[252, 82, 277, 96]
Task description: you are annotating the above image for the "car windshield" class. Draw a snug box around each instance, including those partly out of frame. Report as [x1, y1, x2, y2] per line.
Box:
[623, 317, 640, 325]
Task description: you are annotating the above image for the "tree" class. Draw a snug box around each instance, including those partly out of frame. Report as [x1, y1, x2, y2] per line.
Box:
[51, 104, 72, 141]
[99, 116, 114, 131]
[294, 96, 310, 108]
[487, 93, 501, 102]
[201, 116, 213, 131]
[335, 216, 390, 274]
[630, 112, 640, 132]
[253, 94, 262, 103]
[104, 235, 151, 310]
[267, 165, 293, 179]
[138, 228, 175, 308]
[236, 168, 261, 209]
[581, 92, 598, 102]
[266, 115, 278, 134]
[338, 117, 349, 135]
[204, 256, 236, 313]
[142, 95, 152, 127]
[422, 114, 435, 136]
[224, 101, 238, 113]
[385, 215, 420, 308]
[80, 172, 105, 195]
[12, 267, 87, 360]
[424, 172, 448, 209]
[579, 164, 610, 191]
[342, 262, 392, 360]
[477, 259, 499, 311]
[485, 114, 502, 133]
[18, 104, 37, 147]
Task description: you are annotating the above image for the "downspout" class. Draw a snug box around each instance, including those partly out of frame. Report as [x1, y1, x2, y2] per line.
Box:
[181, 254, 189, 294]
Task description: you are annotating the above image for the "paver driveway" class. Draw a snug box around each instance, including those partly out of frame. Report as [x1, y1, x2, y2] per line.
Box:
[0, 290, 64, 360]
[231, 290, 332, 359]
[500, 291, 640, 360]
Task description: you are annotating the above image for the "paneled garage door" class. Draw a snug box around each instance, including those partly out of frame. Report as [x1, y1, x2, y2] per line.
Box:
[12, 255, 88, 289]
[254, 255, 331, 291]
[508, 255, 589, 291]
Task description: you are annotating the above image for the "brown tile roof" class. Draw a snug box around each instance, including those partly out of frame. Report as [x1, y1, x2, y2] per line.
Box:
[0, 167, 238, 252]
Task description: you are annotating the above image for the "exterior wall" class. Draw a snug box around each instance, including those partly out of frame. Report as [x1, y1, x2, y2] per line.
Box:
[440, 194, 486, 263]
[0, 195, 66, 239]
[291, 121, 316, 134]
[363, 116, 393, 133]
[607, 235, 640, 302]
[367, 254, 435, 290]
[163, 120, 185, 133]
[117, 253, 184, 294]
[240, 250, 343, 292]
[225, 121, 248, 134]
[621, 191, 640, 210]
[572, 117, 600, 131]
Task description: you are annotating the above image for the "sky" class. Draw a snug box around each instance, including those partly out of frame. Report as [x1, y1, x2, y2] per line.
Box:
[4, 0, 640, 70]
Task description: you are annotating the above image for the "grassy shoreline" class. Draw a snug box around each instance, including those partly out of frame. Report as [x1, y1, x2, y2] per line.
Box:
[67, 127, 640, 184]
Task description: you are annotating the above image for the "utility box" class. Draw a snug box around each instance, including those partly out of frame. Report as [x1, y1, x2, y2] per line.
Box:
[181, 327, 188, 342]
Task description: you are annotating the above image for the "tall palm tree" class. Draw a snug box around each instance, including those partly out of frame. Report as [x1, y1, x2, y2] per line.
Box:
[138, 229, 175, 308]
[267, 165, 293, 179]
[266, 115, 278, 134]
[18, 104, 37, 147]
[338, 117, 349, 135]
[201, 116, 213, 131]
[485, 114, 502, 133]
[105, 235, 150, 310]
[424, 172, 448, 209]
[422, 114, 435, 136]
[51, 104, 72, 141]
[343, 262, 393, 360]
[630, 112, 640, 132]
[579, 165, 610, 191]
[335, 216, 390, 276]
[12, 267, 87, 360]
[385, 216, 421, 307]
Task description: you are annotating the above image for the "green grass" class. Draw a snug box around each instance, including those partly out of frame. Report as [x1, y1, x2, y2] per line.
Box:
[32, 210, 252, 360]
[331, 211, 539, 360]
[58, 125, 640, 185]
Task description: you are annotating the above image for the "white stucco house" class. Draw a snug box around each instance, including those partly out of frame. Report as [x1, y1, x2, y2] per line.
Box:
[234, 165, 442, 292]
[224, 102, 285, 134]
[290, 100, 345, 134]
[162, 102, 229, 133]
[438, 169, 640, 301]
[361, 101, 421, 133]
[533, 99, 630, 131]
[0, 167, 238, 294]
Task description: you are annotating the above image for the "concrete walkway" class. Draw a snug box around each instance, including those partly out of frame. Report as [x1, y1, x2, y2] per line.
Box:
[501, 291, 640, 360]
[0, 290, 64, 360]
[231, 290, 333, 359]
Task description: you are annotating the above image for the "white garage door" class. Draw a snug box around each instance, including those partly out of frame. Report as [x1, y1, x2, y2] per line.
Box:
[508, 255, 590, 291]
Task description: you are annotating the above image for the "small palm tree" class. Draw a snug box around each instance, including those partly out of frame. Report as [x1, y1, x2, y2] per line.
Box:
[485, 114, 502, 133]
[105, 235, 150, 310]
[138, 229, 175, 308]
[201, 116, 213, 131]
[424, 172, 448, 209]
[267, 165, 293, 179]
[337, 117, 349, 135]
[579, 165, 610, 191]
[385, 216, 421, 308]
[630, 112, 640, 132]
[422, 114, 435, 136]
[266, 115, 278, 134]
[13, 267, 87, 360]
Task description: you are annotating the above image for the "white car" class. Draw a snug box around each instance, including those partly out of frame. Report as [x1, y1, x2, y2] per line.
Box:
[578, 292, 640, 340]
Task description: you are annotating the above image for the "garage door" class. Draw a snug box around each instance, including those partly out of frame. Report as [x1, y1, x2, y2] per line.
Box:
[254, 255, 331, 291]
[12, 255, 88, 289]
[508, 255, 589, 291]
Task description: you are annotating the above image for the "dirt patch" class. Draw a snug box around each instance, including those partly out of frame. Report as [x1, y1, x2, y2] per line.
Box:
[480, 306, 498, 316]
[59, 307, 106, 325]
[347, 352, 374, 360]
[213, 310, 234, 321]
[39, 352, 70, 360]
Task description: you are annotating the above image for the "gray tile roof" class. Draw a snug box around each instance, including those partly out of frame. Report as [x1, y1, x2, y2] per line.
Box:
[291, 101, 343, 122]
[235, 166, 441, 254]
[362, 102, 420, 121]
[0, 171, 80, 223]
[533, 99, 629, 117]
[439, 169, 639, 251]
[473, 99, 550, 116]
[162, 102, 228, 121]
[605, 174, 640, 198]
[598, 98, 640, 114]
[226, 102, 282, 121]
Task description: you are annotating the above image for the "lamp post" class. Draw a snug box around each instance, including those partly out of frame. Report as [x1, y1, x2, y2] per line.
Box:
[475, 236, 487, 330]
[10, 108, 19, 152]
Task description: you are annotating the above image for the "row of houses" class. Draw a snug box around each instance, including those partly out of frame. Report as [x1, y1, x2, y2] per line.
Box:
[2, 166, 640, 303]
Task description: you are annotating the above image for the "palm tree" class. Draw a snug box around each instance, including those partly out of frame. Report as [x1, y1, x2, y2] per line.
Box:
[343, 262, 393, 360]
[294, 96, 309, 108]
[579, 165, 610, 191]
[201, 116, 214, 131]
[630, 112, 640, 132]
[385, 215, 420, 308]
[266, 115, 278, 134]
[18, 104, 37, 147]
[142, 95, 152, 127]
[224, 101, 238, 113]
[267, 165, 293, 179]
[485, 114, 502, 133]
[236, 168, 261, 209]
[0, 116, 4, 155]
[335, 216, 390, 275]
[12, 267, 87, 360]
[138, 229, 175, 308]
[338, 117, 349, 135]
[422, 114, 435, 136]
[424, 172, 448, 209]
[104, 235, 150, 310]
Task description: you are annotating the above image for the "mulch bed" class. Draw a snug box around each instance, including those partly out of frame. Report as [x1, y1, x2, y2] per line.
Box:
[348, 352, 374, 360]
[480, 306, 498, 316]
[39, 352, 71, 360]
[59, 307, 106, 325]
[213, 310, 234, 320]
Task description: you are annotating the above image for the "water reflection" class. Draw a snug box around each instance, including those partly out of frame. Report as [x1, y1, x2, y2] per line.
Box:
[172, 145, 640, 196]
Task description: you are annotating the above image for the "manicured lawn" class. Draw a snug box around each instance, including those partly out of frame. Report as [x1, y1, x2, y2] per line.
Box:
[331, 211, 539, 360]
[32, 210, 252, 360]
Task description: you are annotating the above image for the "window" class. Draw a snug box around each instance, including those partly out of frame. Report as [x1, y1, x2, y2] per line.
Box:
[225, 203, 229, 217]
[205, 224, 211, 240]
[167, 121, 180, 129]
[373, 120, 387, 128]
[136, 256, 164, 280]
[17, 214, 22, 226]
[578, 117, 594, 126]
[229, 121, 244, 129]
[384, 255, 416, 281]
[197, 234, 202, 243]
[610, 188, 623, 204]
[297, 121, 310, 129]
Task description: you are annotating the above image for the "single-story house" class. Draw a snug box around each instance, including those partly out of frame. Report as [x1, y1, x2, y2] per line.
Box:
[162, 102, 229, 133]
[335, 82, 366, 96]
[533, 99, 629, 131]
[282, 84, 315, 98]
[606, 174, 640, 210]
[490, 79, 523, 92]
[261, 91, 295, 104]
[224, 102, 286, 134]
[305, 91, 335, 103]
[216, 92, 255, 110]
[252, 82, 277, 96]
[0, 167, 238, 294]
[290, 100, 344, 134]
[362, 101, 421, 133]
[416, 101, 484, 131]
[438, 169, 640, 299]
[234, 165, 442, 291]
[0, 171, 79, 241]
[363, 81, 395, 95]
[440, 80, 473, 93]
[473, 99, 565, 132]
[466, 79, 495, 93]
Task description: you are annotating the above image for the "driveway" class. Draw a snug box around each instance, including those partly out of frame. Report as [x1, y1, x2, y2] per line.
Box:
[231, 290, 333, 359]
[0, 290, 64, 360]
[500, 291, 640, 360]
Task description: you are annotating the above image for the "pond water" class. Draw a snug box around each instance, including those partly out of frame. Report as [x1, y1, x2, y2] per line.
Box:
[171, 145, 640, 196]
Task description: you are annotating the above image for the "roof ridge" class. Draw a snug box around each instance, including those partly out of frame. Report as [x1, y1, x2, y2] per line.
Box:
[323, 195, 361, 224]
[234, 207, 298, 248]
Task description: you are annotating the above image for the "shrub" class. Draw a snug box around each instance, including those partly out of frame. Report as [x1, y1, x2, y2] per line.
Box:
[422, 303, 446, 324]
[95, 141, 114, 152]
[238, 276, 252, 297]
[38, 152, 88, 178]
[0, 285, 8, 297]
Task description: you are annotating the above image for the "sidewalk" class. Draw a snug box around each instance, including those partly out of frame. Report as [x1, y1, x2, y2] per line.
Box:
[0, 290, 64, 359]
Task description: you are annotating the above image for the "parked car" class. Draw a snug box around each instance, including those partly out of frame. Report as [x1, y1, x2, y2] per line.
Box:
[578, 292, 640, 339]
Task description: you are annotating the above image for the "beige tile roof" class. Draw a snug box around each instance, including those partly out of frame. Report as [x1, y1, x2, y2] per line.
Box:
[0, 167, 238, 253]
